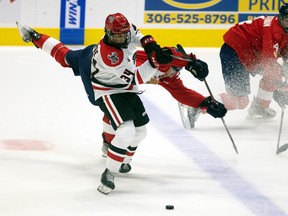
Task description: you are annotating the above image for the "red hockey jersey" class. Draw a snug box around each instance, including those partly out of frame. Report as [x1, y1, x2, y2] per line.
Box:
[224, 16, 288, 75]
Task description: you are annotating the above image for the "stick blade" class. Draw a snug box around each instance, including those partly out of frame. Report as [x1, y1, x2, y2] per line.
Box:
[276, 143, 288, 155]
[176, 44, 189, 58]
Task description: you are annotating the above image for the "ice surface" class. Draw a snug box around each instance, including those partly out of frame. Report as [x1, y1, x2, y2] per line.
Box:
[0, 47, 287, 216]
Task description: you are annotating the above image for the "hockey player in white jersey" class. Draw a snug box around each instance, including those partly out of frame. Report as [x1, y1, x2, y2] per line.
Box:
[17, 12, 227, 194]
[17, 13, 173, 195]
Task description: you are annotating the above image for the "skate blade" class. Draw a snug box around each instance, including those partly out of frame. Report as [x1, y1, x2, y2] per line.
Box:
[178, 103, 197, 129]
[16, 22, 30, 43]
[246, 114, 274, 121]
[97, 184, 113, 195]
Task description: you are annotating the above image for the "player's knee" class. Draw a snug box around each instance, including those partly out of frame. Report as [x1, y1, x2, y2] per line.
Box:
[135, 125, 147, 142]
[115, 120, 136, 144]
[219, 93, 249, 110]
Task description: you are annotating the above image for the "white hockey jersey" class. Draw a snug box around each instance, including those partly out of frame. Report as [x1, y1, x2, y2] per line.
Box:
[90, 24, 157, 100]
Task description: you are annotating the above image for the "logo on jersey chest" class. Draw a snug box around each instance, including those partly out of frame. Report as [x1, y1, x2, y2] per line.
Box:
[108, 52, 119, 65]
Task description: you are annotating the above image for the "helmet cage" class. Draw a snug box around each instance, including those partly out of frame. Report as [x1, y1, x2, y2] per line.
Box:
[106, 31, 131, 49]
[105, 13, 131, 48]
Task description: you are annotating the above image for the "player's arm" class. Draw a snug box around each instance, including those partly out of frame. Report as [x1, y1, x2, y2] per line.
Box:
[164, 47, 209, 81]
[16, 22, 70, 67]
[160, 76, 227, 118]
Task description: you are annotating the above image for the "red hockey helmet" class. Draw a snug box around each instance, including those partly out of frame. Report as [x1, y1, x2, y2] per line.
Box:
[105, 13, 131, 48]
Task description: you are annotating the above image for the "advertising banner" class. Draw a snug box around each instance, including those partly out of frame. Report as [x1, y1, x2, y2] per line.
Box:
[144, 0, 283, 26]
[60, 0, 86, 44]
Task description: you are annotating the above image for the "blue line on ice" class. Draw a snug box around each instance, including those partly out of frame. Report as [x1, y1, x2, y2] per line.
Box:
[143, 96, 287, 216]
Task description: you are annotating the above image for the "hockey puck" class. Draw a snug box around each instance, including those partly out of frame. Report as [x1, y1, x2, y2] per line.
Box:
[165, 205, 174, 210]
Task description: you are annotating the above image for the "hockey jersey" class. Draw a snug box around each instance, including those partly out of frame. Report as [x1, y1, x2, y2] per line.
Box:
[224, 16, 288, 75]
[33, 24, 158, 105]
[32, 24, 205, 108]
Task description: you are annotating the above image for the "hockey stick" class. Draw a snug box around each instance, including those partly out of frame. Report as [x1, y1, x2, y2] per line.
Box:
[276, 105, 288, 154]
[173, 44, 239, 154]
[276, 77, 288, 155]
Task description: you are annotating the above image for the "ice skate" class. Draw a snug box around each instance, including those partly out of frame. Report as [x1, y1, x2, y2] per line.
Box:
[246, 97, 276, 120]
[119, 163, 131, 173]
[188, 106, 201, 128]
[178, 102, 201, 129]
[16, 22, 41, 43]
[97, 168, 115, 195]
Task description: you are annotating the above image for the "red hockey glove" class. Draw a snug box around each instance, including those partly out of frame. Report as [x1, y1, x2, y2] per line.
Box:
[148, 50, 172, 69]
[141, 35, 160, 55]
[141, 36, 172, 68]
[199, 96, 227, 118]
[155, 47, 173, 64]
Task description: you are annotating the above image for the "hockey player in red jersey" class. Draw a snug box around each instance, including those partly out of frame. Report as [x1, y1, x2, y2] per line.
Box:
[218, 4, 288, 119]
[187, 3, 288, 126]
[17, 12, 226, 194]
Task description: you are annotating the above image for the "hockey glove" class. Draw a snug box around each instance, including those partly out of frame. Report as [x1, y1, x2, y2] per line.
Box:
[141, 35, 172, 68]
[185, 55, 209, 81]
[199, 96, 227, 118]
[273, 90, 288, 108]
[155, 47, 173, 64]
[141, 35, 161, 55]
[16, 22, 41, 47]
[147, 48, 173, 69]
